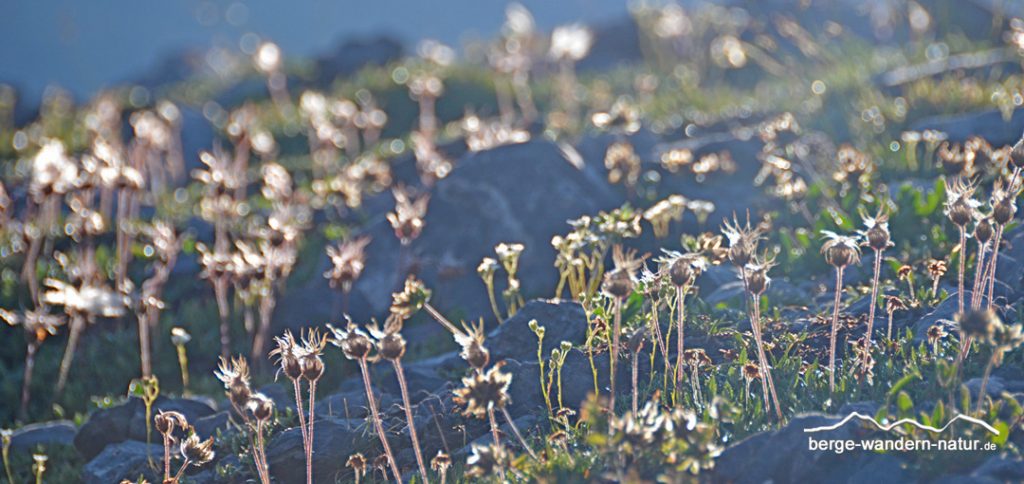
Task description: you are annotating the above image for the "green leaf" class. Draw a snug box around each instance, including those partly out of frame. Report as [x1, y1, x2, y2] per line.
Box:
[896, 391, 913, 414]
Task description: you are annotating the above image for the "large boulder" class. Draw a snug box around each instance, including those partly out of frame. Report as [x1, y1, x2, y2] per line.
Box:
[81, 441, 163, 484]
[8, 420, 76, 453]
[714, 413, 913, 483]
[277, 139, 619, 326]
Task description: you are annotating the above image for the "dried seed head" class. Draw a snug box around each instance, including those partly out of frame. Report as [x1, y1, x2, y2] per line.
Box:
[602, 245, 641, 299]
[180, 431, 215, 465]
[377, 332, 407, 360]
[299, 329, 328, 381]
[324, 236, 371, 292]
[991, 178, 1019, 226]
[821, 231, 862, 268]
[743, 255, 775, 296]
[465, 444, 507, 479]
[430, 451, 452, 472]
[741, 361, 761, 382]
[885, 295, 907, 314]
[975, 217, 994, 244]
[453, 362, 513, 418]
[1011, 138, 1024, 169]
[387, 185, 430, 244]
[927, 259, 947, 280]
[328, 321, 374, 360]
[347, 453, 368, 474]
[897, 265, 913, 280]
[247, 393, 275, 422]
[154, 411, 189, 436]
[957, 309, 1001, 340]
[456, 319, 491, 369]
[926, 324, 947, 346]
[859, 208, 892, 251]
[668, 255, 695, 287]
[300, 353, 325, 381]
[944, 178, 980, 227]
[214, 356, 252, 409]
[722, 213, 762, 268]
[270, 331, 304, 380]
[993, 199, 1016, 226]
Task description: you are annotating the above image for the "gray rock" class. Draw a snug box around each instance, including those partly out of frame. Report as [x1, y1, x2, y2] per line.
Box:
[9, 420, 76, 452]
[487, 299, 588, 363]
[966, 376, 1006, 398]
[276, 139, 620, 330]
[266, 418, 364, 483]
[81, 441, 162, 484]
[74, 396, 215, 459]
[714, 413, 913, 483]
[911, 108, 1024, 147]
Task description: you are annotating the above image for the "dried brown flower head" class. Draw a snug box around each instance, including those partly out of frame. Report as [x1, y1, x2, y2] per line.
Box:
[324, 236, 371, 292]
[453, 362, 513, 418]
[154, 410, 189, 436]
[328, 321, 374, 360]
[602, 245, 642, 299]
[821, 231, 862, 268]
[722, 214, 761, 268]
[387, 185, 430, 244]
[944, 178, 980, 227]
[180, 431, 215, 465]
[270, 331, 304, 380]
[464, 443, 507, 479]
[214, 356, 252, 410]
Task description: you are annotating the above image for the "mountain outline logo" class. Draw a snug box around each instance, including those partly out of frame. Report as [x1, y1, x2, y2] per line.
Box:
[802, 412, 1000, 436]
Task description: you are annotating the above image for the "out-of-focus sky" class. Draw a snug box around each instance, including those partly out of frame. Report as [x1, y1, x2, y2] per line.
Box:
[0, 0, 629, 103]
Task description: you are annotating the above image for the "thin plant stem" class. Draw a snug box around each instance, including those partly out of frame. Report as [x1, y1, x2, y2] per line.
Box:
[139, 312, 152, 377]
[357, 358, 401, 483]
[985, 225, 1004, 307]
[674, 285, 687, 390]
[214, 278, 231, 359]
[487, 408, 508, 482]
[631, 348, 640, 418]
[55, 314, 85, 395]
[609, 297, 621, 415]
[162, 434, 172, 482]
[392, 360, 430, 483]
[424, 303, 461, 335]
[291, 378, 309, 465]
[829, 267, 845, 395]
[500, 406, 538, 460]
[256, 421, 270, 484]
[887, 310, 895, 341]
[751, 297, 782, 420]
[20, 344, 37, 420]
[958, 227, 966, 315]
[306, 380, 317, 484]
[864, 249, 883, 370]
[971, 241, 988, 310]
[485, 279, 502, 323]
[976, 352, 998, 414]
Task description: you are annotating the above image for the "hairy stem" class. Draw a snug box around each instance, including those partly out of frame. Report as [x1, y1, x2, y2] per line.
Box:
[55, 314, 85, 395]
[306, 380, 318, 484]
[357, 358, 401, 483]
[609, 297, 621, 415]
[393, 360, 429, 483]
[958, 227, 966, 315]
[829, 267, 844, 396]
[864, 250, 883, 371]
